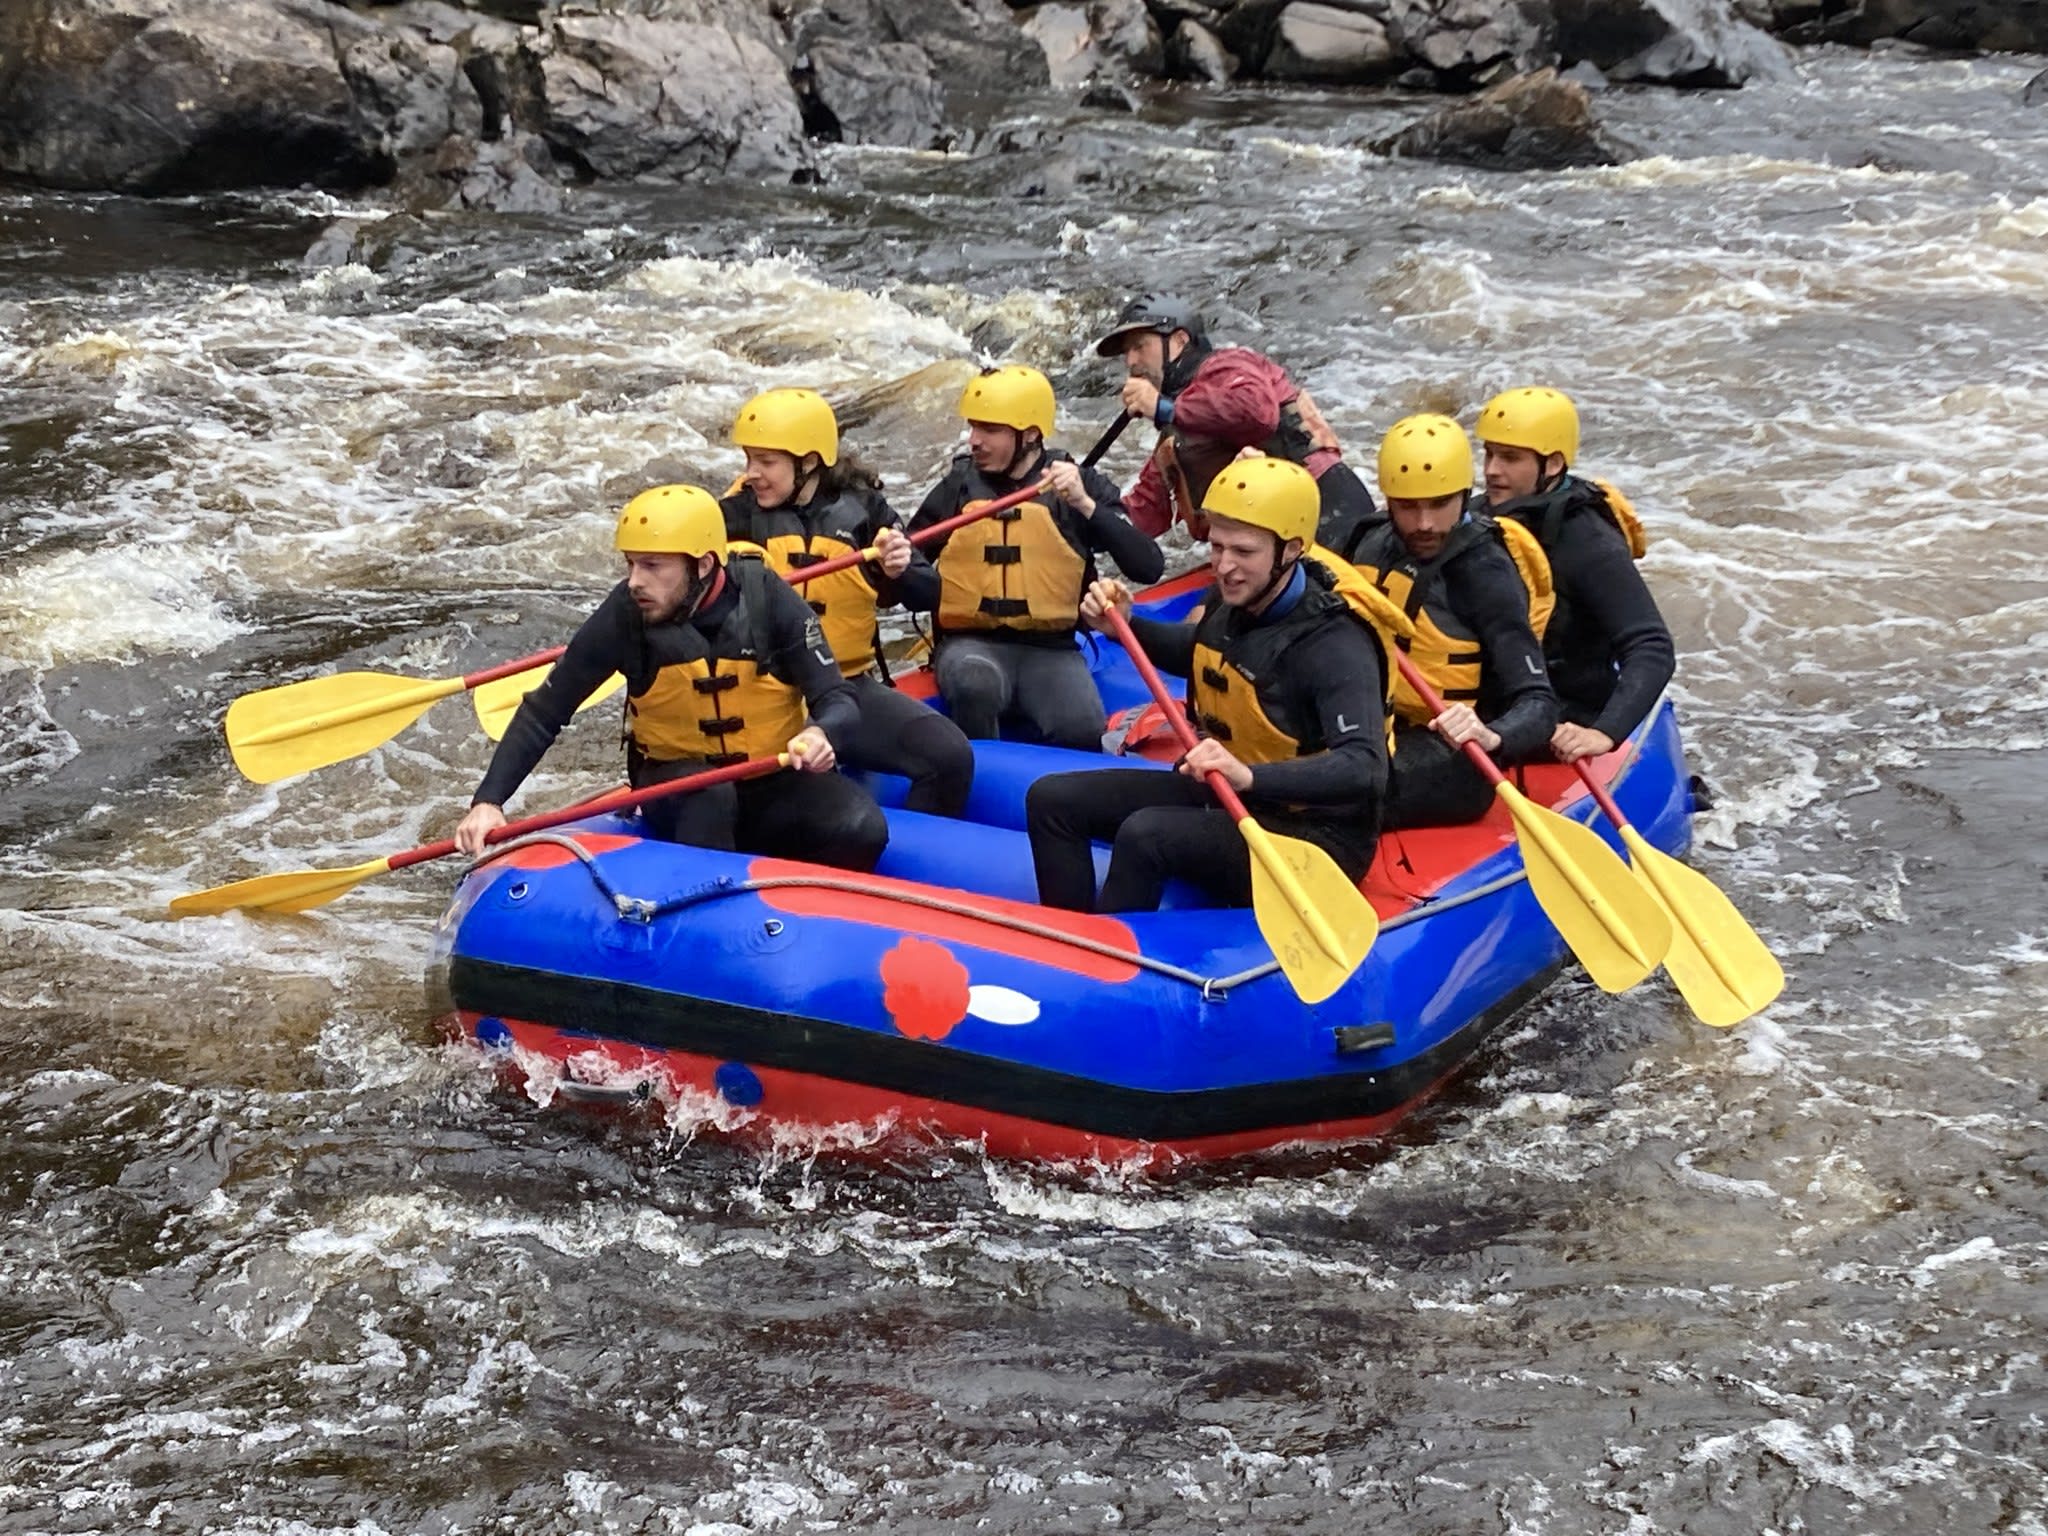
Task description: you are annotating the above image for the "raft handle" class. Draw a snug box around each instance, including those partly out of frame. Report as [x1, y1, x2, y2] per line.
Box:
[1334, 1022, 1397, 1055]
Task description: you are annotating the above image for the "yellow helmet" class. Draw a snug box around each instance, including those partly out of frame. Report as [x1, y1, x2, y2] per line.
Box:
[1377, 415, 1474, 500]
[958, 366, 1055, 440]
[615, 484, 726, 558]
[1475, 387, 1579, 465]
[731, 387, 838, 466]
[1200, 455, 1319, 546]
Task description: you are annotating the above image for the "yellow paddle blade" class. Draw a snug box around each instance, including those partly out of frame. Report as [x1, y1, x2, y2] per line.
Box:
[1619, 826, 1785, 1027]
[226, 671, 462, 783]
[473, 667, 627, 741]
[1240, 819, 1378, 1005]
[168, 856, 396, 918]
[1496, 783, 1673, 994]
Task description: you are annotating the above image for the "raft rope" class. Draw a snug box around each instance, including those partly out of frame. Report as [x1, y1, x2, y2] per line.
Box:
[463, 694, 1665, 998]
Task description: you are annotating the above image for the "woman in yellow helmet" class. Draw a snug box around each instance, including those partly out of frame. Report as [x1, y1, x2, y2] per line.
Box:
[453, 484, 887, 871]
[909, 365, 1165, 751]
[721, 387, 975, 816]
[1025, 458, 1393, 914]
[1475, 387, 1674, 764]
[1348, 415, 1559, 831]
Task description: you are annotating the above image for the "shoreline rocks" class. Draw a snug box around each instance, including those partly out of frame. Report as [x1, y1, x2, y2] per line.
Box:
[0, 0, 2039, 204]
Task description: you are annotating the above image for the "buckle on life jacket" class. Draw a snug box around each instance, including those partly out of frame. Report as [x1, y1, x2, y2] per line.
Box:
[1198, 714, 1233, 742]
[1200, 666, 1230, 692]
[693, 674, 739, 695]
[785, 550, 825, 568]
[707, 751, 749, 768]
[698, 715, 744, 735]
[980, 597, 1030, 618]
[808, 600, 828, 616]
[992, 504, 1023, 522]
[982, 545, 1023, 565]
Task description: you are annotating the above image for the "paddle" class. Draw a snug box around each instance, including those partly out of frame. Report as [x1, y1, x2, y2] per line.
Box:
[1570, 760, 1784, 1026]
[1081, 410, 1134, 470]
[1098, 604, 1377, 1006]
[226, 648, 620, 785]
[171, 753, 789, 918]
[1390, 653, 1670, 993]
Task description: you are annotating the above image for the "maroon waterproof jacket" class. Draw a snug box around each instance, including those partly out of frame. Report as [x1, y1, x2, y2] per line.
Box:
[1124, 347, 1344, 540]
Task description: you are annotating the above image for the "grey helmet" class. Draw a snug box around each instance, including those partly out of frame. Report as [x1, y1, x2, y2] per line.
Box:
[1092, 292, 1205, 357]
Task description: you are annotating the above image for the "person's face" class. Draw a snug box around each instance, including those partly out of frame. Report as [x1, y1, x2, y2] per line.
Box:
[1208, 515, 1297, 609]
[966, 420, 1030, 474]
[1119, 331, 1168, 387]
[742, 447, 801, 509]
[1386, 494, 1467, 561]
[1481, 442, 1559, 505]
[625, 552, 711, 622]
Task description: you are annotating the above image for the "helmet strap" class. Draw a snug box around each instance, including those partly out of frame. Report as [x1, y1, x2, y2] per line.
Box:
[1247, 535, 1297, 614]
[683, 558, 726, 620]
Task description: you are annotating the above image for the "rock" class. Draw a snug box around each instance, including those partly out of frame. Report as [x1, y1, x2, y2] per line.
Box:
[1373, 66, 1634, 169]
[1090, 0, 1168, 73]
[1166, 17, 1239, 80]
[1386, 0, 1556, 85]
[1561, 57, 1609, 86]
[1020, 3, 1101, 83]
[820, 0, 1050, 93]
[1081, 78, 1143, 108]
[2026, 67, 2048, 107]
[1264, 1, 1398, 80]
[511, 13, 808, 178]
[0, 0, 479, 193]
[1552, 0, 1794, 87]
[800, 39, 946, 145]
[1778, 1, 2048, 52]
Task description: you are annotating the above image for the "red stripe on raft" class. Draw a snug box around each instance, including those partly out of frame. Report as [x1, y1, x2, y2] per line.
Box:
[747, 858, 1141, 982]
[485, 831, 639, 870]
[458, 1013, 1448, 1167]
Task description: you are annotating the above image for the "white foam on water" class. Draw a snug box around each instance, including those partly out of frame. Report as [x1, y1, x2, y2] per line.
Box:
[0, 542, 248, 668]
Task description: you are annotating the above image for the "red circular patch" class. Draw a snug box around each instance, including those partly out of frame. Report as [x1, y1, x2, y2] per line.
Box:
[879, 935, 971, 1042]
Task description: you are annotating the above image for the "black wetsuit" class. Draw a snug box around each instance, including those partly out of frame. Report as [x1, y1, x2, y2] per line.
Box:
[473, 564, 886, 871]
[1490, 476, 1674, 743]
[1027, 562, 1387, 914]
[912, 449, 1164, 750]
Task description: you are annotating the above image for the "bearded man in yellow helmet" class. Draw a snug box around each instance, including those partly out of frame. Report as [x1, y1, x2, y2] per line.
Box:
[1349, 415, 1558, 831]
[453, 484, 887, 871]
[1026, 457, 1393, 914]
[721, 387, 976, 817]
[1476, 387, 1675, 765]
[908, 365, 1165, 751]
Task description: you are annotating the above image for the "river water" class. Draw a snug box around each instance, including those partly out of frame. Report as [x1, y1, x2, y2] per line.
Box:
[3, 46, 2046, 1534]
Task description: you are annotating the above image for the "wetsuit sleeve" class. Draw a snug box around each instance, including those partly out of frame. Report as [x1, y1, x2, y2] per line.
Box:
[1082, 465, 1166, 583]
[1449, 548, 1558, 765]
[862, 490, 940, 614]
[1243, 622, 1388, 808]
[1558, 517, 1676, 742]
[906, 465, 967, 561]
[473, 586, 634, 808]
[1125, 615, 1197, 679]
[766, 577, 860, 751]
[1123, 451, 1173, 539]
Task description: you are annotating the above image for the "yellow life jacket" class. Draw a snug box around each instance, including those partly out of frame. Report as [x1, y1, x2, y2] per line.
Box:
[1187, 556, 1400, 766]
[934, 483, 1089, 635]
[625, 557, 806, 765]
[735, 489, 885, 679]
[1590, 478, 1649, 558]
[1350, 515, 1552, 726]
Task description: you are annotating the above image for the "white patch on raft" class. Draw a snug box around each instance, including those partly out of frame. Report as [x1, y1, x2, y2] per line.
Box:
[966, 985, 1041, 1026]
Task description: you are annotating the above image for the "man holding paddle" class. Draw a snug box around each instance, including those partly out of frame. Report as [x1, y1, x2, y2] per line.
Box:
[453, 483, 888, 872]
[910, 365, 1163, 751]
[1093, 292, 1378, 553]
[1025, 457, 1392, 915]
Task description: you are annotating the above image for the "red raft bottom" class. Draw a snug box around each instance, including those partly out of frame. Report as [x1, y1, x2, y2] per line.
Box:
[445, 1012, 1472, 1170]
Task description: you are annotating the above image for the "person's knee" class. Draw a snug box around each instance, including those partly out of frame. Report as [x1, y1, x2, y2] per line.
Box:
[1025, 771, 1087, 833]
[904, 714, 975, 815]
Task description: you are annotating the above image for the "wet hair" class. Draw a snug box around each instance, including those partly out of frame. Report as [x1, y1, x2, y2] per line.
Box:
[812, 449, 884, 498]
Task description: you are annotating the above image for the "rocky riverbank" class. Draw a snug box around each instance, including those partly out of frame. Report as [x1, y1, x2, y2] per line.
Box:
[1, 0, 2043, 205]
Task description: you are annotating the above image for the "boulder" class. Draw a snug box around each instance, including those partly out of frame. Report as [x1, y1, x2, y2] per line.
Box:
[1019, 3, 1098, 83]
[1166, 16, 1239, 78]
[1552, 0, 1794, 86]
[2027, 67, 2048, 105]
[1776, 1, 2048, 52]
[1373, 66, 1634, 169]
[1016, 0, 1163, 81]
[1386, 0, 1556, 84]
[816, 0, 1051, 93]
[511, 13, 808, 178]
[1264, 1, 1398, 80]
[800, 39, 946, 145]
[0, 0, 478, 193]
[1090, 0, 1168, 73]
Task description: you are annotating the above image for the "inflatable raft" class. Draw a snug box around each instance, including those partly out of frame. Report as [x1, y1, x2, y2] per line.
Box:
[428, 572, 1700, 1164]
